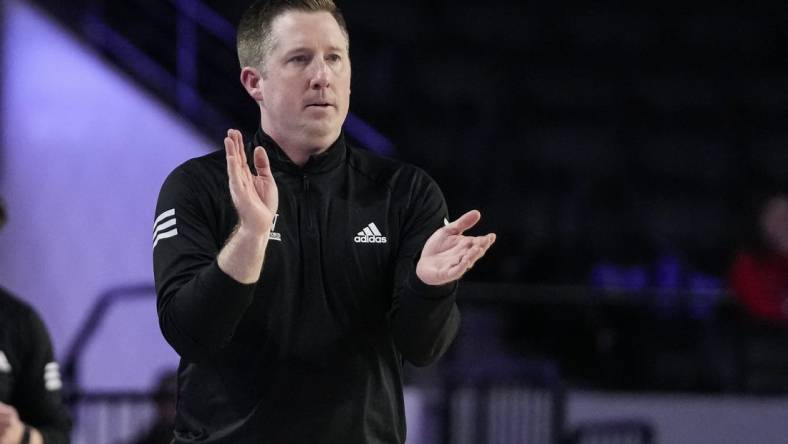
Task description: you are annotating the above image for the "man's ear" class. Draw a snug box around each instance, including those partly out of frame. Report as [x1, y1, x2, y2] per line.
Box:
[240, 67, 265, 102]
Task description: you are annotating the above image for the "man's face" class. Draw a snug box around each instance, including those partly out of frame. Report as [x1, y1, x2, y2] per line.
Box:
[762, 196, 788, 254]
[258, 11, 351, 151]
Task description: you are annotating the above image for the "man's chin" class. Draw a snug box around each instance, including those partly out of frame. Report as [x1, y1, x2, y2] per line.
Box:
[304, 117, 343, 133]
[299, 123, 343, 146]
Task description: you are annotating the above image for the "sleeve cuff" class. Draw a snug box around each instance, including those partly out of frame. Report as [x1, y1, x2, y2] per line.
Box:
[202, 261, 257, 308]
[405, 269, 458, 300]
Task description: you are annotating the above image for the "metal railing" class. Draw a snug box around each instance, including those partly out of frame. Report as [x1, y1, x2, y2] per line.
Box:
[30, 0, 395, 151]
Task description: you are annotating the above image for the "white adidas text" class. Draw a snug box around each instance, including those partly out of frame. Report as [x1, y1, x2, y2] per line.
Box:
[355, 222, 387, 244]
[354, 235, 388, 244]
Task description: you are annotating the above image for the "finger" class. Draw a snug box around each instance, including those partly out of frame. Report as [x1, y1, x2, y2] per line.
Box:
[254, 146, 272, 179]
[468, 236, 495, 263]
[478, 233, 496, 249]
[230, 129, 247, 167]
[445, 233, 495, 256]
[225, 137, 247, 193]
[464, 245, 488, 268]
[224, 133, 234, 157]
[463, 239, 492, 266]
[225, 129, 242, 173]
[444, 210, 481, 235]
[238, 132, 249, 167]
[445, 248, 480, 279]
[224, 137, 241, 180]
[224, 135, 235, 166]
[225, 133, 241, 168]
[225, 130, 236, 159]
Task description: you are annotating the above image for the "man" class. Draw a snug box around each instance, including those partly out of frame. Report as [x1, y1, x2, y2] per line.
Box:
[0, 201, 71, 444]
[152, 0, 495, 442]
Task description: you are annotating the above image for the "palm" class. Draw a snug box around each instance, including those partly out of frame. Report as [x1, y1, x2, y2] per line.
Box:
[416, 210, 496, 286]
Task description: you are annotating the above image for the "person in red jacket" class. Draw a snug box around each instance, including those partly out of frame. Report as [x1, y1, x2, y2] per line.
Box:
[730, 193, 788, 323]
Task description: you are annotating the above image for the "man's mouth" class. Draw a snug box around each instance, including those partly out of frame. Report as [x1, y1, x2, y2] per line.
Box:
[306, 102, 333, 108]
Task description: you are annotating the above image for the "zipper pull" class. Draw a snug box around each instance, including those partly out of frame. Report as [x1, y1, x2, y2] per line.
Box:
[302, 174, 310, 192]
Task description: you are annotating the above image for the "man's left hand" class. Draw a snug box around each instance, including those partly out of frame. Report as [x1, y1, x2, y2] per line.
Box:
[416, 210, 496, 286]
[0, 402, 23, 444]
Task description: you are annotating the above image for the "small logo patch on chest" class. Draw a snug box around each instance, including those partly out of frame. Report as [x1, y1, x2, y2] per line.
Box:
[354, 222, 387, 244]
[269, 214, 282, 242]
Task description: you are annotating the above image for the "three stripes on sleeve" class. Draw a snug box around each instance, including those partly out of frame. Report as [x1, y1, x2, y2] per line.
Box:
[153, 209, 177, 248]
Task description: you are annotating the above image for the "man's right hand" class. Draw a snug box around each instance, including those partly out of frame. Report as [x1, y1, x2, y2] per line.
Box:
[224, 129, 279, 236]
[218, 129, 280, 284]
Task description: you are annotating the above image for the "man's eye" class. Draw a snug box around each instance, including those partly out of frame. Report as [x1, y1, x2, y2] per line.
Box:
[327, 54, 341, 62]
[290, 56, 308, 63]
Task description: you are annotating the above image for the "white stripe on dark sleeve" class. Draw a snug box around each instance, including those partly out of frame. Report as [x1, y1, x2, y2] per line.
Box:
[153, 228, 178, 248]
[153, 209, 176, 230]
[153, 218, 177, 238]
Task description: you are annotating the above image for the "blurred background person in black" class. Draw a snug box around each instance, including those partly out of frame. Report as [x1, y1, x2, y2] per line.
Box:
[0, 200, 71, 444]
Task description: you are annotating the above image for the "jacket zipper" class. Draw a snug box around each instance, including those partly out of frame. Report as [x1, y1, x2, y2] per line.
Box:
[302, 175, 314, 231]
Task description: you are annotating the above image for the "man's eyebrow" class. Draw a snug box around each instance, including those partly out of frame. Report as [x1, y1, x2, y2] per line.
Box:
[281, 44, 347, 55]
[283, 46, 310, 55]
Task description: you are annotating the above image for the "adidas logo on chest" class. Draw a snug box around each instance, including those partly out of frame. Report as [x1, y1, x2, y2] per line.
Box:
[354, 222, 387, 244]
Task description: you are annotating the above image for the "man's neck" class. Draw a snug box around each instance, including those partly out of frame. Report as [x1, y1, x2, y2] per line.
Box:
[263, 129, 337, 167]
[279, 144, 320, 166]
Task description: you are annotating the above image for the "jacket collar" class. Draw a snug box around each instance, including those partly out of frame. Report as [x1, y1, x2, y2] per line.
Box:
[249, 127, 347, 175]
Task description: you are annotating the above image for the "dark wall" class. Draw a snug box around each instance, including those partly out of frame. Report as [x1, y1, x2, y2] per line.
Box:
[33, 0, 788, 284]
[341, 1, 788, 284]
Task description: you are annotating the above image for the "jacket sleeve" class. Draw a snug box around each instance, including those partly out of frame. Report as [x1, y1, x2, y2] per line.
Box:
[390, 171, 460, 367]
[153, 166, 256, 362]
[13, 308, 71, 444]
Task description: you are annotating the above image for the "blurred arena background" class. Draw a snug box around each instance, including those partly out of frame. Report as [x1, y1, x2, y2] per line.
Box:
[0, 0, 787, 442]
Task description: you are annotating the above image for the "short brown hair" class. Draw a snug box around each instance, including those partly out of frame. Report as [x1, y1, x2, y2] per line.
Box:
[237, 0, 349, 70]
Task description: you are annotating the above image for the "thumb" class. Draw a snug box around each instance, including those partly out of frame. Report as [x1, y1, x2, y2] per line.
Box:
[253, 146, 272, 178]
[445, 210, 481, 235]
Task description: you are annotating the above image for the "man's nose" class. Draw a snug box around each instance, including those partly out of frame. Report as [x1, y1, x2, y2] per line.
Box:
[309, 59, 330, 89]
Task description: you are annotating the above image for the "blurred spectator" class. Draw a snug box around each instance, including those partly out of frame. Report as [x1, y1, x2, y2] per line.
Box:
[730, 193, 788, 323]
[0, 199, 72, 443]
[126, 371, 176, 444]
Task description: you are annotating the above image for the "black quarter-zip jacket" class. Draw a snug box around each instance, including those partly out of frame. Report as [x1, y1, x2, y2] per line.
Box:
[153, 129, 460, 443]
